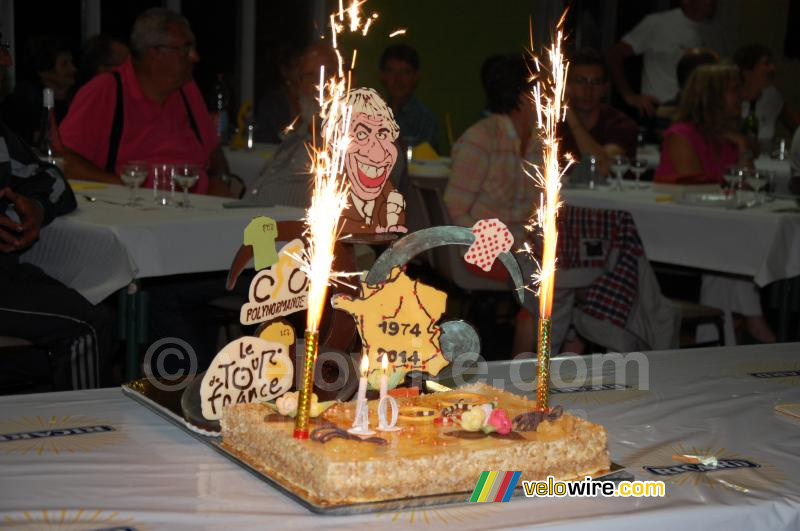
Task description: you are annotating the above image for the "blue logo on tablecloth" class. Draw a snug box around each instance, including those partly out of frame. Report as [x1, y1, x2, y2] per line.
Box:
[643, 459, 760, 476]
[749, 370, 800, 379]
[551, 383, 630, 394]
[0, 425, 115, 442]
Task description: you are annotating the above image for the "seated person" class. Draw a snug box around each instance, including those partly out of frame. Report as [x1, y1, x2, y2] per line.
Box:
[248, 44, 406, 207]
[559, 48, 637, 177]
[444, 54, 541, 246]
[379, 44, 439, 150]
[247, 43, 339, 207]
[654, 63, 776, 344]
[654, 64, 746, 184]
[1, 35, 76, 145]
[735, 44, 800, 155]
[59, 8, 231, 196]
[76, 34, 130, 88]
[654, 47, 720, 131]
[254, 46, 304, 144]
[0, 41, 112, 389]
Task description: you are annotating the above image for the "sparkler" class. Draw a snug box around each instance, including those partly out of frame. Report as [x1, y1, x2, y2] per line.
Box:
[293, 0, 375, 439]
[525, 12, 572, 411]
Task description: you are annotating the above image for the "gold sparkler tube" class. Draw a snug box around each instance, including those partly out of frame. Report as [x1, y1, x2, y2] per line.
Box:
[536, 318, 552, 410]
[294, 330, 320, 439]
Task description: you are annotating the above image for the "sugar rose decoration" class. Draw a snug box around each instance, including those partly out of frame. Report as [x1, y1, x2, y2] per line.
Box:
[455, 403, 512, 435]
[272, 391, 335, 418]
[332, 266, 448, 389]
[200, 336, 293, 420]
[464, 219, 514, 272]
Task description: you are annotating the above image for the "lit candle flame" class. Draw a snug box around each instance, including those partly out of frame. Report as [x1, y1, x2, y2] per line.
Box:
[361, 354, 370, 376]
[381, 355, 388, 372]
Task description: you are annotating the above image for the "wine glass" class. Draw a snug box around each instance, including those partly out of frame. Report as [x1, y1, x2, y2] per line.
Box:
[173, 163, 201, 208]
[610, 155, 630, 191]
[744, 170, 766, 205]
[630, 159, 648, 190]
[119, 161, 148, 206]
[152, 163, 175, 206]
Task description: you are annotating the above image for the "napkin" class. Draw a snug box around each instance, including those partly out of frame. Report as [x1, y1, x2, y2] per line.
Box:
[412, 142, 439, 160]
[68, 180, 108, 191]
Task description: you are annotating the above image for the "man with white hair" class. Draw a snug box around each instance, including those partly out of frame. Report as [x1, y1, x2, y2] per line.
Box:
[59, 7, 231, 195]
[332, 87, 406, 234]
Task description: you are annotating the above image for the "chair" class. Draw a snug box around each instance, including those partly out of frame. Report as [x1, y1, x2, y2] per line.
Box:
[652, 263, 726, 347]
[410, 177, 515, 321]
[525, 205, 682, 353]
[672, 299, 725, 348]
[0, 337, 53, 395]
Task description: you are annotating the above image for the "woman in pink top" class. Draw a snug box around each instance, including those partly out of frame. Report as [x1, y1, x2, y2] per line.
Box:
[656, 64, 776, 344]
[655, 64, 746, 184]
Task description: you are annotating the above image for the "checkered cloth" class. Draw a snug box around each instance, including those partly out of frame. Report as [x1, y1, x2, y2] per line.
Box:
[556, 206, 644, 328]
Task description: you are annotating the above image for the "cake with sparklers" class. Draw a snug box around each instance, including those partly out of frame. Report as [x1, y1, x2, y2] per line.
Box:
[220, 383, 610, 505]
[213, 4, 611, 508]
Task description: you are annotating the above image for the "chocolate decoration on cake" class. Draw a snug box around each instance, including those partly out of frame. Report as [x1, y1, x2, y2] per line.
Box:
[513, 405, 564, 432]
[310, 426, 387, 445]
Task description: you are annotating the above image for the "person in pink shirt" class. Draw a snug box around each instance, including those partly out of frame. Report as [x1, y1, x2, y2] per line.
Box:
[655, 64, 746, 184]
[59, 8, 231, 196]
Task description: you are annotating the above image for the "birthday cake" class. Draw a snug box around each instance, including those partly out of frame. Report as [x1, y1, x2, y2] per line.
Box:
[220, 383, 610, 505]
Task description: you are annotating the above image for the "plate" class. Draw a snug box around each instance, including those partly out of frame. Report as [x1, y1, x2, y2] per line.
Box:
[675, 193, 733, 207]
[123, 380, 632, 514]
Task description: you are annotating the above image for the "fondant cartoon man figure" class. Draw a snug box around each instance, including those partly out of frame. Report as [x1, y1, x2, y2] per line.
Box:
[327, 87, 407, 234]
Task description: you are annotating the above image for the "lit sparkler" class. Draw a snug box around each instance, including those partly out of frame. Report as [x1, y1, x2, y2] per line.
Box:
[294, 0, 375, 439]
[525, 12, 572, 411]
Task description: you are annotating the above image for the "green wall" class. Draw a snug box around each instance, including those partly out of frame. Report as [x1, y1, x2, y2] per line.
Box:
[340, 0, 546, 154]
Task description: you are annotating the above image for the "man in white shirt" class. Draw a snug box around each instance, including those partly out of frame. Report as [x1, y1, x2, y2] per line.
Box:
[608, 0, 725, 116]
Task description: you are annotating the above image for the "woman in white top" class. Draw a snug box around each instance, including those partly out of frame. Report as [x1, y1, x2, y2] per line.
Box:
[734, 44, 800, 154]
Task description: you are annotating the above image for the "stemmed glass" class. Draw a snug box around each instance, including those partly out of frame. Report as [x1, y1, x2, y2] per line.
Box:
[610, 155, 630, 191]
[119, 161, 148, 206]
[173, 163, 201, 208]
[744, 170, 766, 205]
[630, 159, 648, 190]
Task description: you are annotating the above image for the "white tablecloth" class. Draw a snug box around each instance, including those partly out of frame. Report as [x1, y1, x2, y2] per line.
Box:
[20, 182, 304, 304]
[562, 185, 800, 287]
[0, 343, 798, 529]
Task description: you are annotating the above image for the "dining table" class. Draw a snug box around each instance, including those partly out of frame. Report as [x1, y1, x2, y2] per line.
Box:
[20, 180, 305, 378]
[1, 342, 798, 530]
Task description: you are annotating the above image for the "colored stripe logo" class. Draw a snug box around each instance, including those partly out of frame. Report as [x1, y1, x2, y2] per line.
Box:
[469, 471, 521, 502]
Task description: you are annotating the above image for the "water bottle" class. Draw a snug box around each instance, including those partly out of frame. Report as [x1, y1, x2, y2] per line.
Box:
[213, 73, 230, 142]
[36, 88, 58, 162]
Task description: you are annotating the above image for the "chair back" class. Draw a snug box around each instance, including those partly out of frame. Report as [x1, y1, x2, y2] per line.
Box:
[410, 177, 510, 292]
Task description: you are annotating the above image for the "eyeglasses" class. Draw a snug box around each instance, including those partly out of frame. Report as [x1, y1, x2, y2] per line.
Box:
[156, 43, 196, 57]
[570, 76, 606, 87]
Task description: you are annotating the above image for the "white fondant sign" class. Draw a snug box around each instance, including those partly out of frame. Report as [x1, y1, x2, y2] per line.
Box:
[200, 336, 293, 420]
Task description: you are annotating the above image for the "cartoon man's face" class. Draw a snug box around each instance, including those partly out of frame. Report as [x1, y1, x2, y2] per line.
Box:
[344, 111, 398, 201]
